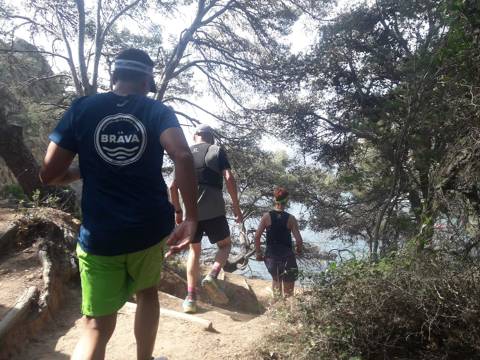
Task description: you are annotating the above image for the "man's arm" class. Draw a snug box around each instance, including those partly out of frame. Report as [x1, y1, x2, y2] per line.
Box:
[223, 169, 242, 223]
[161, 127, 198, 256]
[289, 216, 304, 255]
[254, 214, 268, 260]
[169, 179, 183, 225]
[40, 142, 80, 185]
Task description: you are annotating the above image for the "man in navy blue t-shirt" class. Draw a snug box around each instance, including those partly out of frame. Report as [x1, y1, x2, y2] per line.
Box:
[40, 48, 198, 360]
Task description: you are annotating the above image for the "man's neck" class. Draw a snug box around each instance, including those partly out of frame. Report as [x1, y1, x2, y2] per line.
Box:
[113, 83, 144, 96]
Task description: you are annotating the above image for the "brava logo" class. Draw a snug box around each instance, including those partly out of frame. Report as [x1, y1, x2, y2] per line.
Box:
[94, 113, 147, 166]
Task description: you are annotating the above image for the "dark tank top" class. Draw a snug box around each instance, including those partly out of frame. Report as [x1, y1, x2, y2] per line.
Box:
[265, 210, 294, 257]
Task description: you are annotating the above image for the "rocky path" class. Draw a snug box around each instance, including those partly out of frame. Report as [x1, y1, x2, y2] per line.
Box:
[14, 284, 275, 360]
[0, 207, 277, 360]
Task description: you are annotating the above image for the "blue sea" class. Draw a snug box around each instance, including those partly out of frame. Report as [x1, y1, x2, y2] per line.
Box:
[235, 228, 367, 280]
[199, 202, 368, 280]
[202, 219, 368, 279]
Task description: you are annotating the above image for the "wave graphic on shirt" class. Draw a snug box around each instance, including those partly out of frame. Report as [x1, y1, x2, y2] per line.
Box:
[94, 114, 147, 166]
[103, 146, 140, 159]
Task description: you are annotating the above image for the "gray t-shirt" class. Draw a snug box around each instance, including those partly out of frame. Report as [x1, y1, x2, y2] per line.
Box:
[191, 143, 231, 221]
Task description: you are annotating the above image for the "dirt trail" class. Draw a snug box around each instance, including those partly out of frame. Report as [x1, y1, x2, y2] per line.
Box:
[0, 208, 40, 321]
[13, 285, 274, 360]
[0, 208, 277, 359]
[0, 244, 43, 320]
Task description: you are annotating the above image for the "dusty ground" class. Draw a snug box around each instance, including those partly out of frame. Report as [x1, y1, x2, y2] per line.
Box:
[0, 208, 43, 320]
[0, 207, 280, 360]
[0, 210, 279, 360]
[0, 244, 43, 320]
[13, 284, 276, 360]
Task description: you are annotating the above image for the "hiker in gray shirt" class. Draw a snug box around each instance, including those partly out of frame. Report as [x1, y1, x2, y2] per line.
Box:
[170, 124, 242, 313]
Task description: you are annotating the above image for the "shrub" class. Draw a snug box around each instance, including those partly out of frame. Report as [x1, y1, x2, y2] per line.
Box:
[264, 253, 480, 359]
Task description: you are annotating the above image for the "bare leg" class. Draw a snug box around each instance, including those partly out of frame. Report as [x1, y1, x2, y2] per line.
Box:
[187, 243, 202, 290]
[213, 237, 232, 271]
[283, 281, 295, 297]
[198, 238, 231, 304]
[135, 286, 159, 360]
[71, 313, 117, 360]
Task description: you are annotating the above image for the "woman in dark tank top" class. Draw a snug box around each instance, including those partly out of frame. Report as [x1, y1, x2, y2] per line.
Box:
[254, 187, 304, 298]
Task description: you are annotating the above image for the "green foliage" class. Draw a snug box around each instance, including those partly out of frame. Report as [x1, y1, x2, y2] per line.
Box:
[1, 184, 25, 200]
[261, 0, 480, 257]
[31, 189, 61, 208]
[218, 124, 305, 222]
[0, 39, 68, 187]
[15, 189, 70, 213]
[264, 253, 480, 359]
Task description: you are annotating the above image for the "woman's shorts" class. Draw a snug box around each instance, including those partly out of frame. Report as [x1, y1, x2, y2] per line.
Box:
[264, 254, 298, 282]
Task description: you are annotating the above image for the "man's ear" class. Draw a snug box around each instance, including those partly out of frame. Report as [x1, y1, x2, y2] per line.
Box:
[142, 77, 150, 94]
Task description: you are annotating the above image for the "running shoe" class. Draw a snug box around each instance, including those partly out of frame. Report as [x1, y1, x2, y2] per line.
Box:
[182, 297, 197, 314]
[201, 275, 229, 305]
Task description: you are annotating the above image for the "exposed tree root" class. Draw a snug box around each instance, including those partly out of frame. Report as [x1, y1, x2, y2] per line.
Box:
[0, 209, 79, 359]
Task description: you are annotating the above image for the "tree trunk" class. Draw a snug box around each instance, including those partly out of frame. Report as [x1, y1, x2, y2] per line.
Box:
[415, 197, 437, 252]
[0, 121, 45, 197]
[0, 88, 77, 211]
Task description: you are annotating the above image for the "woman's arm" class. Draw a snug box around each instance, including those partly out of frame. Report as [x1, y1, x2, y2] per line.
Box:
[254, 214, 268, 260]
[289, 216, 304, 255]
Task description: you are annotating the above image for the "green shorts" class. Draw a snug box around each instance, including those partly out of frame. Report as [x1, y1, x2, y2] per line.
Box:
[76, 239, 166, 317]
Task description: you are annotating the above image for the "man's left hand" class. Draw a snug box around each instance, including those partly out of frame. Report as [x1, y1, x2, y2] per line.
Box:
[165, 219, 197, 257]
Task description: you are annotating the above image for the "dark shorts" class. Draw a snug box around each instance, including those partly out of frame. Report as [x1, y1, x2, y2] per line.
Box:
[264, 254, 298, 282]
[192, 215, 230, 244]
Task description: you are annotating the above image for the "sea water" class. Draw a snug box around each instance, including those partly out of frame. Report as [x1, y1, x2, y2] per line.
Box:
[199, 203, 368, 280]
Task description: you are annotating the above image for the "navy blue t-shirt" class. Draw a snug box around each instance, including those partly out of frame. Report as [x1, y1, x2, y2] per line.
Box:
[49, 92, 179, 255]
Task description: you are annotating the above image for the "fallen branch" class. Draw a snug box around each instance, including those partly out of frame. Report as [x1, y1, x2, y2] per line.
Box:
[224, 248, 256, 272]
[161, 307, 214, 332]
[121, 301, 214, 332]
[0, 286, 38, 340]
